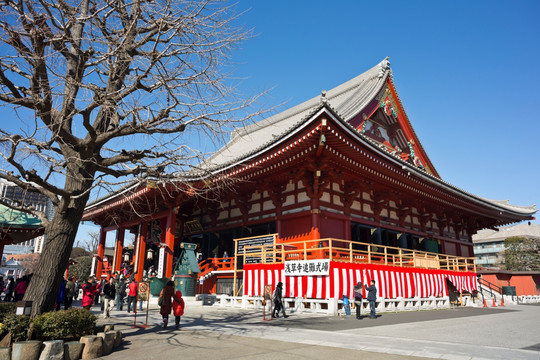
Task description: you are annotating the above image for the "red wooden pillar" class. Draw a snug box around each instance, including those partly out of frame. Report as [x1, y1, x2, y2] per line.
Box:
[135, 222, 147, 282]
[276, 217, 282, 243]
[113, 228, 125, 275]
[164, 207, 177, 278]
[95, 227, 106, 279]
[344, 218, 351, 240]
[311, 198, 320, 240]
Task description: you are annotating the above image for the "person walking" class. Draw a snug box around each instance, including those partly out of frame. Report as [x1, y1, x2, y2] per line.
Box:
[73, 279, 80, 300]
[354, 282, 363, 319]
[64, 277, 75, 310]
[365, 280, 377, 319]
[127, 279, 138, 313]
[55, 279, 66, 311]
[4, 278, 14, 302]
[81, 277, 99, 310]
[271, 282, 288, 319]
[115, 276, 126, 311]
[14, 276, 28, 301]
[102, 278, 116, 318]
[172, 290, 185, 330]
[158, 280, 179, 328]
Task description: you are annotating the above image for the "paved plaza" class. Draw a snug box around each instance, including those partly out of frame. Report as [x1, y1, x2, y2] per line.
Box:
[92, 301, 540, 360]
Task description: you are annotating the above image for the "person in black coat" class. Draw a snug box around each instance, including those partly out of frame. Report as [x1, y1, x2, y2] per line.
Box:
[364, 280, 377, 319]
[102, 278, 116, 319]
[271, 282, 289, 318]
[354, 282, 363, 319]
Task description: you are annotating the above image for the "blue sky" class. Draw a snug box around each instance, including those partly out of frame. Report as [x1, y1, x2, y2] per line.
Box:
[232, 0, 540, 211]
[78, 0, 540, 244]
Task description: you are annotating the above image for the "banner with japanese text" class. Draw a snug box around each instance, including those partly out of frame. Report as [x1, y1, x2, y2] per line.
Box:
[284, 259, 330, 276]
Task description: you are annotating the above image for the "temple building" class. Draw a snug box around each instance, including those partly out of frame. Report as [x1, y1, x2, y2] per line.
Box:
[82, 58, 536, 302]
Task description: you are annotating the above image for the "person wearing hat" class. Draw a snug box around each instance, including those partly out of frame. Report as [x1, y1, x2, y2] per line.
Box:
[271, 282, 289, 319]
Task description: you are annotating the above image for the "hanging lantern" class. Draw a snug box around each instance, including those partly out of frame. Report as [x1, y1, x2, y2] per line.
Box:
[147, 249, 154, 260]
[123, 253, 130, 262]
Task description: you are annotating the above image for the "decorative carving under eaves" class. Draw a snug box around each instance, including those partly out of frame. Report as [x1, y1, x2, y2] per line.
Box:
[236, 192, 253, 220]
[269, 182, 286, 209]
[300, 170, 330, 200]
[371, 191, 389, 221]
[396, 197, 411, 227]
[339, 180, 363, 211]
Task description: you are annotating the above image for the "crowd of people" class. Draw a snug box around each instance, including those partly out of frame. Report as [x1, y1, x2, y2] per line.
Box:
[71, 271, 184, 327]
[76, 273, 147, 318]
[0, 275, 31, 302]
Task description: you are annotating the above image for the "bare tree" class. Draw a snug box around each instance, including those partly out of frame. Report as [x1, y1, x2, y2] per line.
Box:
[0, 0, 264, 317]
[80, 231, 100, 254]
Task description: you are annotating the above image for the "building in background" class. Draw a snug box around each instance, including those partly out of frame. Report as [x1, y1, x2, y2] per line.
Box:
[0, 179, 53, 254]
[473, 222, 540, 270]
[0, 257, 24, 279]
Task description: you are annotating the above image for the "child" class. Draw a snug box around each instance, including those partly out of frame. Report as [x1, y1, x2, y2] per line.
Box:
[172, 290, 185, 330]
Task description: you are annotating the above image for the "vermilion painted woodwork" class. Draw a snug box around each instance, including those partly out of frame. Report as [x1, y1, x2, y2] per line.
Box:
[135, 222, 147, 282]
[113, 228, 124, 274]
[96, 227, 106, 279]
[164, 207, 176, 278]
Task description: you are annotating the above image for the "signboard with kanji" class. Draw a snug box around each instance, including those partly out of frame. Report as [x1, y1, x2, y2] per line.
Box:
[237, 234, 276, 264]
[284, 259, 330, 276]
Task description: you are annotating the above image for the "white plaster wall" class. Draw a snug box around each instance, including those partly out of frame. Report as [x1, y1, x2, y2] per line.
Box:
[262, 200, 275, 211]
[321, 192, 331, 203]
[333, 194, 344, 206]
[283, 194, 295, 207]
[364, 203, 373, 214]
[230, 207, 242, 218]
[298, 191, 310, 203]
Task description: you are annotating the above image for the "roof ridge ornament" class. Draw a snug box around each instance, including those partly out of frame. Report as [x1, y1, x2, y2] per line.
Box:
[378, 56, 391, 78]
[320, 90, 327, 104]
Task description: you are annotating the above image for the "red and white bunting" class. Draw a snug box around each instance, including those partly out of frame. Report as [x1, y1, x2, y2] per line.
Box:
[243, 262, 477, 299]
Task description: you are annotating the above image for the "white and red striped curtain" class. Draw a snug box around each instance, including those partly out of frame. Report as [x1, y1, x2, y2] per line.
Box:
[243, 262, 477, 299]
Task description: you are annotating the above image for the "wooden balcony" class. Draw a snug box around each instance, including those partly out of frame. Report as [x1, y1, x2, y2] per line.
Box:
[237, 238, 476, 272]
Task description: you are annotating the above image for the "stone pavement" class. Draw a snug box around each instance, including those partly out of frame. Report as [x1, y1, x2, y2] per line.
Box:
[91, 302, 540, 360]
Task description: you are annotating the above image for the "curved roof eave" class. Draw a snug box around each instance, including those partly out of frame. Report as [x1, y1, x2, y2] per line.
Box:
[325, 109, 536, 218]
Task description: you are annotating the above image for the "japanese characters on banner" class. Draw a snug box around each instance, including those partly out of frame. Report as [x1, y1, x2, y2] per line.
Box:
[157, 247, 165, 278]
[284, 259, 330, 276]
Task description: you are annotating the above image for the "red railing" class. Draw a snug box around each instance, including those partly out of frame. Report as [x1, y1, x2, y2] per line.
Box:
[197, 257, 235, 280]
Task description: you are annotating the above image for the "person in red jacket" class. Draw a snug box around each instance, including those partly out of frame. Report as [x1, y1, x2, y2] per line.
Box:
[127, 280, 138, 313]
[172, 290, 185, 330]
[81, 277, 99, 310]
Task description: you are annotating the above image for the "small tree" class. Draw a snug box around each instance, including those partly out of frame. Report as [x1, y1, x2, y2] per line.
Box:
[69, 256, 93, 282]
[0, 0, 264, 317]
[504, 236, 540, 271]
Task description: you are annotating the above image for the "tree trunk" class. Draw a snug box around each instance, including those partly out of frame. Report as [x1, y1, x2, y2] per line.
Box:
[23, 179, 92, 318]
